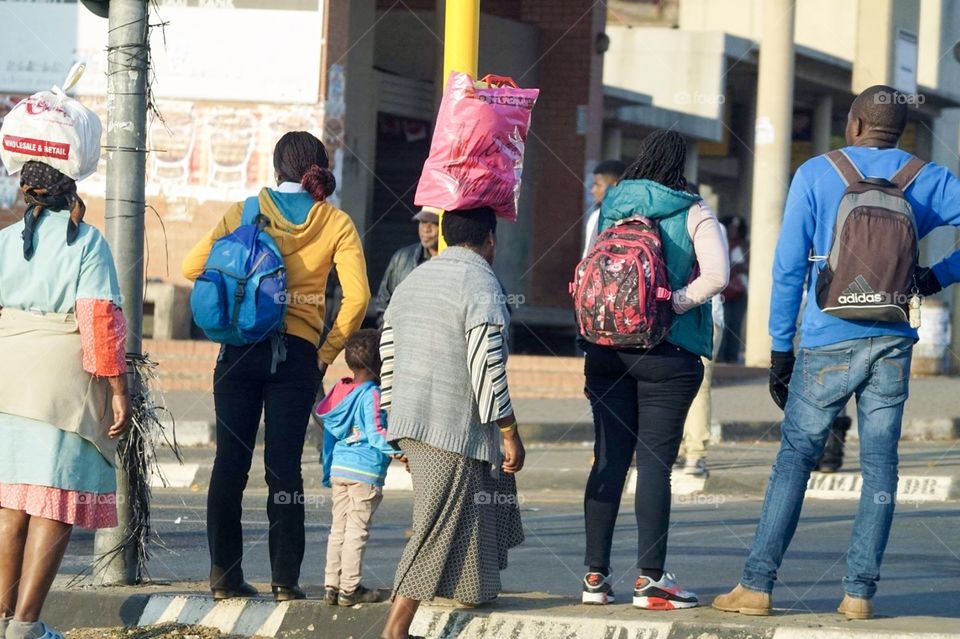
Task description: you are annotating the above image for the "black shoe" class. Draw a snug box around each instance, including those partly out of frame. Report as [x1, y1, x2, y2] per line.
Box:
[272, 585, 308, 602]
[323, 586, 339, 606]
[816, 416, 851, 472]
[211, 581, 259, 601]
[338, 584, 383, 606]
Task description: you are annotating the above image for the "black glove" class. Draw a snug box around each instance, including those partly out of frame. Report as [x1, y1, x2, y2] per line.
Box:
[915, 266, 943, 297]
[769, 350, 796, 410]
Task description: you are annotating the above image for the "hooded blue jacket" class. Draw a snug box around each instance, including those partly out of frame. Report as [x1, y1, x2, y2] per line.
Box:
[318, 379, 396, 488]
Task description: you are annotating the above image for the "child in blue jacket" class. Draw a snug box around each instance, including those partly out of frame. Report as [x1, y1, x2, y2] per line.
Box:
[316, 329, 398, 607]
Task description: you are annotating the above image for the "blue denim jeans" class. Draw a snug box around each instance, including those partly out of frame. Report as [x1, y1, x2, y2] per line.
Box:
[741, 336, 913, 599]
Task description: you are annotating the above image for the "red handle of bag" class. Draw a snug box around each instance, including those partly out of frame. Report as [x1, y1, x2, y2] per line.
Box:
[479, 74, 519, 88]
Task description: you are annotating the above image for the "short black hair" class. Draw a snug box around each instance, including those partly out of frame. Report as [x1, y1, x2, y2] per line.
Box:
[441, 207, 497, 247]
[345, 329, 382, 378]
[850, 85, 908, 142]
[593, 159, 626, 178]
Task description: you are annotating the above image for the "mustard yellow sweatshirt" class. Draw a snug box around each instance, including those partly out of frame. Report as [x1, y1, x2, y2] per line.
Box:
[182, 187, 370, 365]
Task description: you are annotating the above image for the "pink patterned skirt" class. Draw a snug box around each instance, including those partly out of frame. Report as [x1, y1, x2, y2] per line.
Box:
[0, 483, 118, 529]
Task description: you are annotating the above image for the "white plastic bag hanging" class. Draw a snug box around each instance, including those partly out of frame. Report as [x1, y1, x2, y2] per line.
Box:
[0, 63, 102, 180]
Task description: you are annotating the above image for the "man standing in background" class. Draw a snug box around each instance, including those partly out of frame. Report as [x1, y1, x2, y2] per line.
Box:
[375, 206, 440, 327]
[582, 160, 626, 256]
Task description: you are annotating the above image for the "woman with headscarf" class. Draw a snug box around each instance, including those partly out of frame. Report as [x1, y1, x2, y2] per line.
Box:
[0, 160, 131, 639]
[182, 131, 370, 602]
[579, 130, 729, 610]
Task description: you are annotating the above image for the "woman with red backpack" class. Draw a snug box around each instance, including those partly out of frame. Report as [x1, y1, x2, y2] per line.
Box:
[576, 130, 729, 609]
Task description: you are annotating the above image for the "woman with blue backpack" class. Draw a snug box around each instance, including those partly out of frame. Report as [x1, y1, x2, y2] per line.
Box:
[573, 130, 729, 610]
[182, 131, 370, 602]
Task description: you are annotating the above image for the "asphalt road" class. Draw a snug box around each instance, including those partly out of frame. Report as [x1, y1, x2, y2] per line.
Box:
[62, 484, 960, 620]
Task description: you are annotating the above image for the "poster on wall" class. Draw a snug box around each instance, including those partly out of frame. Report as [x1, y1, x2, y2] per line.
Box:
[0, 0, 77, 94]
[75, 0, 325, 103]
[1, 0, 325, 102]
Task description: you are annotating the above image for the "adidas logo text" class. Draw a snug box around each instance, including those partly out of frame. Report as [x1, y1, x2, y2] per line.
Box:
[838, 292, 886, 304]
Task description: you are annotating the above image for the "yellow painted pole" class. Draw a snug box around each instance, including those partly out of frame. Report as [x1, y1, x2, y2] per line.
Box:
[437, 0, 480, 252]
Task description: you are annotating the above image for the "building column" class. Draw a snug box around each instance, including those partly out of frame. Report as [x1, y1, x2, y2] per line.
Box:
[684, 139, 699, 185]
[324, 0, 377, 236]
[812, 93, 833, 155]
[744, 0, 796, 366]
[602, 126, 623, 163]
[923, 109, 960, 371]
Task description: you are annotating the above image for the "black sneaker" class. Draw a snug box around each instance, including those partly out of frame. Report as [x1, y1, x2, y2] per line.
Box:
[633, 572, 698, 610]
[338, 584, 383, 606]
[324, 586, 338, 606]
[581, 572, 615, 605]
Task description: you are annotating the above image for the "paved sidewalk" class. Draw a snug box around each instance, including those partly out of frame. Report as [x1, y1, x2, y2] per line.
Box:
[44, 585, 960, 638]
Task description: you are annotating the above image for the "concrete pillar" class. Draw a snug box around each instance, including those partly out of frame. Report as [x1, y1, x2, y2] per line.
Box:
[602, 126, 624, 163]
[812, 93, 834, 155]
[744, 0, 795, 366]
[923, 108, 960, 371]
[324, 0, 377, 235]
[684, 139, 699, 184]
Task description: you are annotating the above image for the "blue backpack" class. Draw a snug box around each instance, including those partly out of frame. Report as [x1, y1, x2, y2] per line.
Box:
[190, 197, 288, 348]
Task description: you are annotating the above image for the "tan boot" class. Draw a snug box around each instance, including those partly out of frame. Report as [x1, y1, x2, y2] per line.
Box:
[712, 584, 772, 616]
[838, 594, 873, 620]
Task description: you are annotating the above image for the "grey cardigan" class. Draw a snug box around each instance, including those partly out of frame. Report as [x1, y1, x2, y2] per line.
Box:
[380, 246, 510, 465]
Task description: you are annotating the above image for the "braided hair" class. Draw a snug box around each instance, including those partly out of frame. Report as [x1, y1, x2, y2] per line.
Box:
[273, 131, 336, 202]
[622, 129, 688, 191]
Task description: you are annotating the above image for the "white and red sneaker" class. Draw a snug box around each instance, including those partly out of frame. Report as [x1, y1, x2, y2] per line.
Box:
[632, 572, 698, 610]
[581, 572, 616, 605]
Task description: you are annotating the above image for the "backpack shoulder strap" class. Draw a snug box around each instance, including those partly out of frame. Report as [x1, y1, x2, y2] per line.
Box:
[241, 196, 260, 225]
[891, 156, 927, 191]
[825, 149, 863, 187]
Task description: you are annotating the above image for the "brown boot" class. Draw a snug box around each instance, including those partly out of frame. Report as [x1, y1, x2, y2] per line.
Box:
[712, 584, 772, 616]
[838, 594, 873, 620]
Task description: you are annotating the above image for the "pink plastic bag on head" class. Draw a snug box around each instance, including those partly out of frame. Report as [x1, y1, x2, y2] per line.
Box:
[415, 72, 539, 221]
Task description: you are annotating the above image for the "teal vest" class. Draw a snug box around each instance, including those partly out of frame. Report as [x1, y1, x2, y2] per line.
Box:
[658, 209, 714, 359]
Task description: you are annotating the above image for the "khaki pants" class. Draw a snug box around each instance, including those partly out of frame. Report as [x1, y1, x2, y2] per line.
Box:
[682, 316, 724, 459]
[324, 478, 383, 592]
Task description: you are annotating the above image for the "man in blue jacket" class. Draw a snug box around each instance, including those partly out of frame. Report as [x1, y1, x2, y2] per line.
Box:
[714, 85, 960, 620]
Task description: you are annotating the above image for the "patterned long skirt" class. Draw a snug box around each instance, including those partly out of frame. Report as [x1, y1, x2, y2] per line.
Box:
[392, 439, 524, 604]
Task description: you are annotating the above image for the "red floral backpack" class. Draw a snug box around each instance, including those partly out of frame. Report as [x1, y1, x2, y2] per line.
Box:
[570, 216, 674, 348]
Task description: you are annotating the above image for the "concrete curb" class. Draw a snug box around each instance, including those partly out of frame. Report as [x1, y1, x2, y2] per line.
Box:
[45, 588, 960, 638]
[161, 417, 960, 448]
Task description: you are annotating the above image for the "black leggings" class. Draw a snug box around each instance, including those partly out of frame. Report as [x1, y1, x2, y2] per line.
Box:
[207, 335, 321, 589]
[583, 342, 704, 573]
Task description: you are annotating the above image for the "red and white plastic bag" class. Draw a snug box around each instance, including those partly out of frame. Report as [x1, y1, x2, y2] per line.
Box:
[415, 72, 539, 221]
[0, 63, 102, 180]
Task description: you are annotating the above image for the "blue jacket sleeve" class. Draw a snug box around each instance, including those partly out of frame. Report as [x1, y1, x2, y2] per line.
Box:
[770, 166, 816, 352]
[362, 387, 398, 459]
[321, 429, 336, 489]
[909, 163, 960, 288]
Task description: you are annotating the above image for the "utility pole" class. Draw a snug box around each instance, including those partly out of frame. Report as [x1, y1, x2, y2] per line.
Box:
[436, 0, 480, 252]
[94, 0, 149, 585]
[743, 0, 795, 367]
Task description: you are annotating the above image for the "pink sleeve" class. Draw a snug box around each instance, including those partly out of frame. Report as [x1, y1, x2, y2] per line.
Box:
[77, 299, 128, 377]
[673, 203, 730, 314]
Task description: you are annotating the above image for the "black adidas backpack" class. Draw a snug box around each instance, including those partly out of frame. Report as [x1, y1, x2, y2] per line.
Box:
[815, 149, 926, 323]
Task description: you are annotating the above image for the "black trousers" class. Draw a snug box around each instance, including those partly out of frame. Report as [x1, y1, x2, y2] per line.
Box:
[208, 335, 321, 589]
[583, 342, 704, 572]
